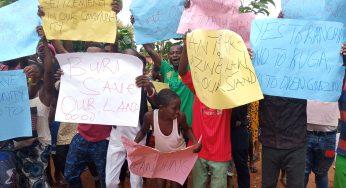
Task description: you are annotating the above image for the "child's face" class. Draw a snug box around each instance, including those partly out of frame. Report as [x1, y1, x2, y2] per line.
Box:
[163, 98, 181, 120]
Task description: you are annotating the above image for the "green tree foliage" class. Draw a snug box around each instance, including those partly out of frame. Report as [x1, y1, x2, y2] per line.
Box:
[117, 20, 135, 52]
[239, 0, 275, 15]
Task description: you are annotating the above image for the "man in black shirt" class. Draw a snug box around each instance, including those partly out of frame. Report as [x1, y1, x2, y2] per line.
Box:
[259, 95, 307, 188]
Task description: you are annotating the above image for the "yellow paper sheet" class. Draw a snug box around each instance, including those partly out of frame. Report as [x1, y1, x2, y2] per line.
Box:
[186, 30, 263, 109]
[39, 0, 117, 43]
[147, 81, 169, 111]
[151, 81, 169, 92]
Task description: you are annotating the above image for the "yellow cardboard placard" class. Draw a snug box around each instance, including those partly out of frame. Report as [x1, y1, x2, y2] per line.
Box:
[39, 0, 117, 43]
[147, 81, 169, 111]
[186, 30, 263, 109]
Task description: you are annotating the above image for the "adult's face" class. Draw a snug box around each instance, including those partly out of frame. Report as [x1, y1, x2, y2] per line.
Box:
[168, 45, 182, 69]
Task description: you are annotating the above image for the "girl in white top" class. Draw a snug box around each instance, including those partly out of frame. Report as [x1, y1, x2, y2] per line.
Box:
[135, 89, 201, 188]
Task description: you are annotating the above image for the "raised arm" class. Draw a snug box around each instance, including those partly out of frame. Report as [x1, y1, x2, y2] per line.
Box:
[178, 38, 196, 93]
[108, 0, 123, 53]
[143, 44, 162, 78]
[38, 5, 70, 54]
[134, 113, 152, 143]
[38, 26, 54, 106]
[111, 0, 123, 14]
[178, 38, 189, 76]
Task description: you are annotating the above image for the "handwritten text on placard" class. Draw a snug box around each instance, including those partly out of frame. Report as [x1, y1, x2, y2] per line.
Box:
[122, 136, 197, 185]
[187, 30, 263, 109]
[39, 0, 117, 43]
[130, 0, 184, 44]
[0, 70, 32, 141]
[282, 0, 346, 40]
[55, 53, 142, 126]
[250, 19, 344, 101]
[177, 0, 254, 45]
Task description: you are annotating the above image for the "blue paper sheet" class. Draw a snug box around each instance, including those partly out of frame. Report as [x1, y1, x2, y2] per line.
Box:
[0, 0, 40, 62]
[250, 19, 345, 101]
[130, 0, 184, 44]
[0, 70, 32, 141]
[282, 0, 346, 40]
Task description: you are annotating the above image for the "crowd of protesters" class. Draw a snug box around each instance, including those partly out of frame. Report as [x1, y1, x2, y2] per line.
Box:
[1, 0, 346, 188]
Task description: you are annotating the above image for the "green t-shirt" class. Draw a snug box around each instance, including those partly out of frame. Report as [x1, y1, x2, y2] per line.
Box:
[160, 60, 194, 127]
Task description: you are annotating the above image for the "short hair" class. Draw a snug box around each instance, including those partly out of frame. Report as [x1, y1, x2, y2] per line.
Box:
[170, 44, 183, 51]
[156, 88, 180, 106]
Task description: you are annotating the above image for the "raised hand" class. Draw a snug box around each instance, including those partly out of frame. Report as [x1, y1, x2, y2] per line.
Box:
[111, 0, 122, 14]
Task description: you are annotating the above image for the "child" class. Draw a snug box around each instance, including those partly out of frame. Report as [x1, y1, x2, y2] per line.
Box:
[134, 89, 202, 188]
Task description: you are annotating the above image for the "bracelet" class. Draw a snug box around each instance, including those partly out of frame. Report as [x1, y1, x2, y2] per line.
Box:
[147, 87, 156, 98]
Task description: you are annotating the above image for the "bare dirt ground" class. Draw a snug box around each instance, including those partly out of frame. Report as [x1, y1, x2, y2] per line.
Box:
[70, 157, 335, 188]
[51, 147, 336, 188]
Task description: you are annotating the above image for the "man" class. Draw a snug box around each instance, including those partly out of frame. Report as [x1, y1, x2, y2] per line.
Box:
[304, 100, 339, 188]
[143, 43, 194, 127]
[62, 45, 112, 188]
[260, 41, 346, 188]
[259, 95, 307, 188]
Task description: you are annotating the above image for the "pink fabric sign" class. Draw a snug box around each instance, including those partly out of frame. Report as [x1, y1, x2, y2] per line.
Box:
[177, 0, 255, 45]
[121, 136, 198, 185]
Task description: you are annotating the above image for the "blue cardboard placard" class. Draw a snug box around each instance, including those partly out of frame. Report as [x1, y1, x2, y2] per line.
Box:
[0, 70, 32, 141]
[250, 18, 345, 101]
[130, 0, 184, 44]
[282, 0, 346, 40]
[0, 0, 40, 61]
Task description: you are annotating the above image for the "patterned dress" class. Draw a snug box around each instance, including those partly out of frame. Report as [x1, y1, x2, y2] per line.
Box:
[248, 101, 259, 143]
